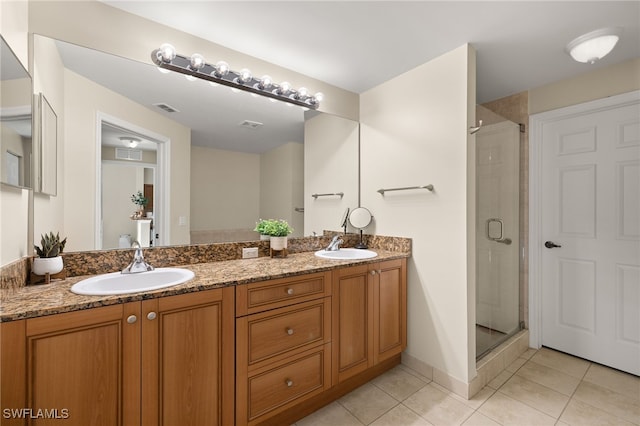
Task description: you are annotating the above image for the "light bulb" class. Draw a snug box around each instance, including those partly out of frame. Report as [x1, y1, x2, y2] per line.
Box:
[296, 87, 309, 100]
[189, 53, 205, 70]
[314, 92, 324, 103]
[237, 68, 252, 84]
[277, 81, 291, 96]
[157, 43, 176, 63]
[215, 61, 229, 77]
[258, 75, 273, 90]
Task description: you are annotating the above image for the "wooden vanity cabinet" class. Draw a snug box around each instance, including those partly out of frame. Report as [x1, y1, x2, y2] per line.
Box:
[235, 272, 332, 426]
[0, 286, 234, 426]
[332, 258, 407, 384]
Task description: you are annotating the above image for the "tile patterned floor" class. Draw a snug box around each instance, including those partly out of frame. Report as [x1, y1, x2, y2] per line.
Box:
[294, 347, 640, 426]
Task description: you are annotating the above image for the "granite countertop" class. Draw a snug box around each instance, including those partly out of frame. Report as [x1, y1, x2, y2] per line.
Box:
[0, 249, 409, 322]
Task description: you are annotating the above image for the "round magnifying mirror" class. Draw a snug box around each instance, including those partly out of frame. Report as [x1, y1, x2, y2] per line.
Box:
[349, 207, 372, 249]
[349, 207, 372, 229]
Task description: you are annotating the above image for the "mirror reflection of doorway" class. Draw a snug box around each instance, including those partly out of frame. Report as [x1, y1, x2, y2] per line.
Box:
[98, 118, 165, 249]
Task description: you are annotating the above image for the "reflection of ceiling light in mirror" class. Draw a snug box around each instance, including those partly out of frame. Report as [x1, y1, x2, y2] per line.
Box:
[120, 136, 141, 148]
[566, 27, 622, 64]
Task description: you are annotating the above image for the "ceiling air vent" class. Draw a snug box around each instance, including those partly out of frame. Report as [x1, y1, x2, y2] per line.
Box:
[153, 102, 180, 113]
[239, 120, 263, 130]
[115, 147, 143, 161]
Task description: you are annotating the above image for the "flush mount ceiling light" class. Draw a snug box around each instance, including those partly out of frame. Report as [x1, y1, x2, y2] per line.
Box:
[566, 27, 622, 64]
[151, 43, 323, 109]
[120, 136, 141, 148]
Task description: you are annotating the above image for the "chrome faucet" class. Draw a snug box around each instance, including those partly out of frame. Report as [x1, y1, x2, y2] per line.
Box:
[122, 241, 154, 274]
[325, 235, 344, 251]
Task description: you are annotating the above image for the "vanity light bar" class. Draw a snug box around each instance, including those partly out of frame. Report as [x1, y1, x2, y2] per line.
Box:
[151, 44, 323, 109]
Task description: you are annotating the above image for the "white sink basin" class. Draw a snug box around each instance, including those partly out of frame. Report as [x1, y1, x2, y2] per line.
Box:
[314, 248, 378, 260]
[70, 268, 195, 296]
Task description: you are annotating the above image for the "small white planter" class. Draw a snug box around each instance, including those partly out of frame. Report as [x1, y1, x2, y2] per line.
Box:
[32, 256, 64, 276]
[269, 236, 288, 251]
[260, 234, 270, 241]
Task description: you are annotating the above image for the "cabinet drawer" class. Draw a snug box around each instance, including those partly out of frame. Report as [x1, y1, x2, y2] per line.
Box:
[247, 344, 331, 423]
[245, 299, 330, 365]
[236, 272, 331, 316]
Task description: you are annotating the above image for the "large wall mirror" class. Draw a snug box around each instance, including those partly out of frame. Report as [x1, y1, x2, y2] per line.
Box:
[33, 35, 359, 251]
[0, 36, 33, 189]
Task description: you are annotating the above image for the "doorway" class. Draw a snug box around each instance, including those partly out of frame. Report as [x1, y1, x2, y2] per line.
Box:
[96, 112, 169, 249]
[530, 91, 640, 375]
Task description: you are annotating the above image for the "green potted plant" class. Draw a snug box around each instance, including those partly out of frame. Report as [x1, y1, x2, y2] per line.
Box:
[256, 219, 294, 250]
[254, 219, 271, 240]
[33, 232, 67, 276]
[131, 190, 148, 218]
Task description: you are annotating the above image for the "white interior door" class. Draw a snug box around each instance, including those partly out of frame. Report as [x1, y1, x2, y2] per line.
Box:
[476, 120, 521, 334]
[539, 94, 640, 375]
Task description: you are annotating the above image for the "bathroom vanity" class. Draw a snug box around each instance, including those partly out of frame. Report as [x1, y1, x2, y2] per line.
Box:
[0, 249, 407, 426]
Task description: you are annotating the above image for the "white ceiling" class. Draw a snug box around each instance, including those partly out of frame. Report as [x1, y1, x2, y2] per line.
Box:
[102, 1, 640, 103]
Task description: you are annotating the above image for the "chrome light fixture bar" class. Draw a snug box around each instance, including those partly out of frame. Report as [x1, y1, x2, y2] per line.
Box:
[151, 43, 323, 109]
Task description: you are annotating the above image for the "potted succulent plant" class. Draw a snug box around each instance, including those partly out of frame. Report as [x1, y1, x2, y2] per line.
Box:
[33, 232, 67, 276]
[257, 219, 294, 250]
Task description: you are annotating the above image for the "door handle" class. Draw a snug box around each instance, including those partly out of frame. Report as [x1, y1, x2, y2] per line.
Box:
[495, 238, 512, 245]
[486, 218, 511, 244]
[544, 241, 562, 249]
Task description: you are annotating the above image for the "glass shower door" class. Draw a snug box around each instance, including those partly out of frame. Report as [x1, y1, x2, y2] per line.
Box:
[476, 116, 521, 359]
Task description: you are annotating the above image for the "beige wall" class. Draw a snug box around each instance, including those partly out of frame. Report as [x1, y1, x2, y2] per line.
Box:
[304, 113, 360, 235]
[260, 142, 304, 238]
[0, 0, 29, 266]
[529, 58, 640, 114]
[101, 163, 142, 249]
[360, 44, 477, 383]
[190, 145, 260, 232]
[32, 34, 65, 253]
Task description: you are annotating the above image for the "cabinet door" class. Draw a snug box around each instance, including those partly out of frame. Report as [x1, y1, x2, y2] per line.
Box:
[332, 264, 373, 384]
[373, 259, 407, 364]
[8, 303, 141, 426]
[141, 287, 234, 426]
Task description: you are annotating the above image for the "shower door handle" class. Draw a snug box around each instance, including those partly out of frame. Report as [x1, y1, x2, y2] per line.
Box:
[486, 218, 511, 244]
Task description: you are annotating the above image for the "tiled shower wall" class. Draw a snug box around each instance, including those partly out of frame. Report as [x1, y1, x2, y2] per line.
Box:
[480, 92, 530, 328]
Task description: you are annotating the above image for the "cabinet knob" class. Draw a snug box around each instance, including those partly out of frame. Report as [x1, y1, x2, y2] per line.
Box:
[286, 328, 294, 335]
[285, 379, 293, 387]
[286, 288, 294, 295]
[147, 311, 157, 321]
[378, 269, 382, 274]
[370, 270, 376, 275]
[127, 315, 137, 324]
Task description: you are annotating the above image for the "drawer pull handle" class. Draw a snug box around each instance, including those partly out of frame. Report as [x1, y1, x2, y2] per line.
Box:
[147, 311, 157, 321]
[286, 288, 294, 295]
[285, 379, 293, 387]
[286, 328, 294, 335]
[127, 315, 137, 324]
